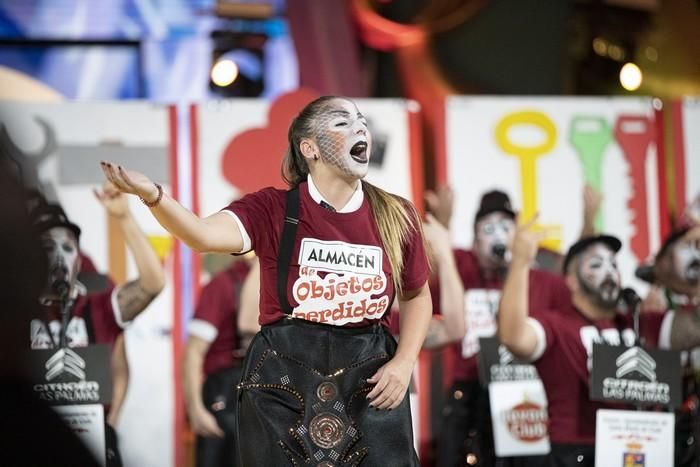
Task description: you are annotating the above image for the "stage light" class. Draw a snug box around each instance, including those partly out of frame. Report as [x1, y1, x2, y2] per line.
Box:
[619, 62, 642, 91]
[211, 59, 239, 87]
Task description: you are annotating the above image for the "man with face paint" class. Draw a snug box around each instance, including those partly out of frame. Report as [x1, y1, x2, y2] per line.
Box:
[426, 190, 570, 467]
[30, 182, 165, 467]
[640, 225, 700, 467]
[499, 222, 700, 467]
[32, 184, 165, 349]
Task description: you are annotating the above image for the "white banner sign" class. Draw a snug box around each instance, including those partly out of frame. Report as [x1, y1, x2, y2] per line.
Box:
[679, 98, 700, 219]
[54, 404, 106, 466]
[595, 409, 674, 467]
[489, 379, 550, 457]
[446, 96, 661, 291]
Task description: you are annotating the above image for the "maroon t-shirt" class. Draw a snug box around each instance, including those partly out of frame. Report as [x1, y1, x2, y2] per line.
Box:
[191, 260, 251, 376]
[530, 306, 670, 445]
[445, 249, 570, 381]
[30, 287, 123, 349]
[389, 273, 440, 335]
[224, 182, 430, 327]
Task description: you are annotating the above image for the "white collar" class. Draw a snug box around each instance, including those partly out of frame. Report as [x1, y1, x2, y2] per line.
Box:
[307, 175, 364, 213]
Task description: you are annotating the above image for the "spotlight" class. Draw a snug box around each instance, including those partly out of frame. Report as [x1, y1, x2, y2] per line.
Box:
[619, 62, 642, 91]
[211, 59, 239, 87]
[210, 30, 266, 97]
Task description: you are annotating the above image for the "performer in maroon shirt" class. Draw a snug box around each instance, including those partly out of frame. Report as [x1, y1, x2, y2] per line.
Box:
[423, 189, 569, 467]
[31, 184, 165, 467]
[184, 257, 256, 467]
[32, 187, 164, 350]
[100, 96, 432, 466]
[499, 219, 700, 467]
[640, 224, 700, 467]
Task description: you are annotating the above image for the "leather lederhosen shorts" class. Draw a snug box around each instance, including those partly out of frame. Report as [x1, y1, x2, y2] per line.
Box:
[236, 317, 419, 467]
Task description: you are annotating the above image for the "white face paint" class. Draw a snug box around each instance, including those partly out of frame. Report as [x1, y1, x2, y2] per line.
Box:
[577, 243, 621, 308]
[474, 212, 515, 269]
[312, 99, 372, 179]
[672, 240, 700, 285]
[41, 227, 80, 298]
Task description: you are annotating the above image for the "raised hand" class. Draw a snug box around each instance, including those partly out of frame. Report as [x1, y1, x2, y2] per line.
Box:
[583, 183, 603, 220]
[93, 181, 129, 219]
[423, 213, 451, 262]
[424, 185, 454, 228]
[511, 214, 546, 266]
[100, 161, 159, 203]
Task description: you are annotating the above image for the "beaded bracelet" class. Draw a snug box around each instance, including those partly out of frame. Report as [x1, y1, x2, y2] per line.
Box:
[140, 182, 163, 208]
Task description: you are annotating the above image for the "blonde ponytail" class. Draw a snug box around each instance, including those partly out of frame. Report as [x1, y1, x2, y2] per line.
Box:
[362, 181, 426, 297]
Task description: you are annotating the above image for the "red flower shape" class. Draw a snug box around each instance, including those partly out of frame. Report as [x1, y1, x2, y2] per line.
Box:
[221, 88, 320, 194]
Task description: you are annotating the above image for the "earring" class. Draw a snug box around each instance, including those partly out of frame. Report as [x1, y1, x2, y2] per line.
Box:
[313, 154, 319, 161]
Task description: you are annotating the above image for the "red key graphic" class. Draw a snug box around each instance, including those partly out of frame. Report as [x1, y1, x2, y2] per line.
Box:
[614, 115, 655, 261]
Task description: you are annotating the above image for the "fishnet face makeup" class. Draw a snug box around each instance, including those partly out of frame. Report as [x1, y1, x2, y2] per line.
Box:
[577, 244, 621, 308]
[311, 100, 371, 178]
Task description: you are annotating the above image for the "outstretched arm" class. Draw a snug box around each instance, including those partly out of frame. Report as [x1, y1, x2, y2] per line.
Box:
[422, 214, 465, 349]
[100, 162, 243, 254]
[498, 216, 545, 360]
[95, 182, 165, 322]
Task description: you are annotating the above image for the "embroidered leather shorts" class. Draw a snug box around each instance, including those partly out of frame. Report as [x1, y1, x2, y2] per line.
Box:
[236, 318, 419, 466]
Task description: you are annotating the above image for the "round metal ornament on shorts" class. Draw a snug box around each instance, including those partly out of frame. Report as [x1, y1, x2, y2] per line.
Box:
[317, 381, 338, 402]
[309, 412, 344, 449]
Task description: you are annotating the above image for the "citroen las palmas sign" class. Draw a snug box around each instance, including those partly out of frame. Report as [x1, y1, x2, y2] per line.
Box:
[589, 344, 681, 408]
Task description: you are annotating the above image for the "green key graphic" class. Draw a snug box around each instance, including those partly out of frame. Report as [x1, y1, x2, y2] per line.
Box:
[569, 116, 613, 232]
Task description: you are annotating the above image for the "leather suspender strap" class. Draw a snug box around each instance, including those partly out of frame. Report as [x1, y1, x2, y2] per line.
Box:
[277, 187, 299, 315]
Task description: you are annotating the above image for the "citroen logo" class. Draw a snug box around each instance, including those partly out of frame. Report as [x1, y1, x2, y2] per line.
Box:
[45, 348, 86, 381]
[498, 344, 514, 365]
[615, 346, 656, 381]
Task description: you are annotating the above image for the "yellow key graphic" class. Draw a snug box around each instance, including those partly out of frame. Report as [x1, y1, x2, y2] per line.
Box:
[495, 110, 562, 251]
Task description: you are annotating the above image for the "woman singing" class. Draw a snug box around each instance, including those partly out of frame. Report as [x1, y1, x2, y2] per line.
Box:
[100, 96, 432, 466]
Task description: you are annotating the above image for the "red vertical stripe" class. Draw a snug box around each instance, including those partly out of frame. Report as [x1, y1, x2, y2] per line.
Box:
[407, 102, 431, 462]
[654, 107, 671, 241]
[408, 103, 425, 213]
[672, 100, 687, 222]
[189, 104, 202, 301]
[168, 105, 185, 467]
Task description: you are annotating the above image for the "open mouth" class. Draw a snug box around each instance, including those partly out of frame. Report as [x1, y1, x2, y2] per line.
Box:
[350, 141, 368, 163]
[686, 262, 700, 281]
[600, 279, 619, 296]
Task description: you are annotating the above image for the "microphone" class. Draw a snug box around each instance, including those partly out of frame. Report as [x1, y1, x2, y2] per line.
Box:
[51, 279, 70, 300]
[635, 264, 656, 284]
[621, 287, 641, 307]
[621, 287, 643, 345]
